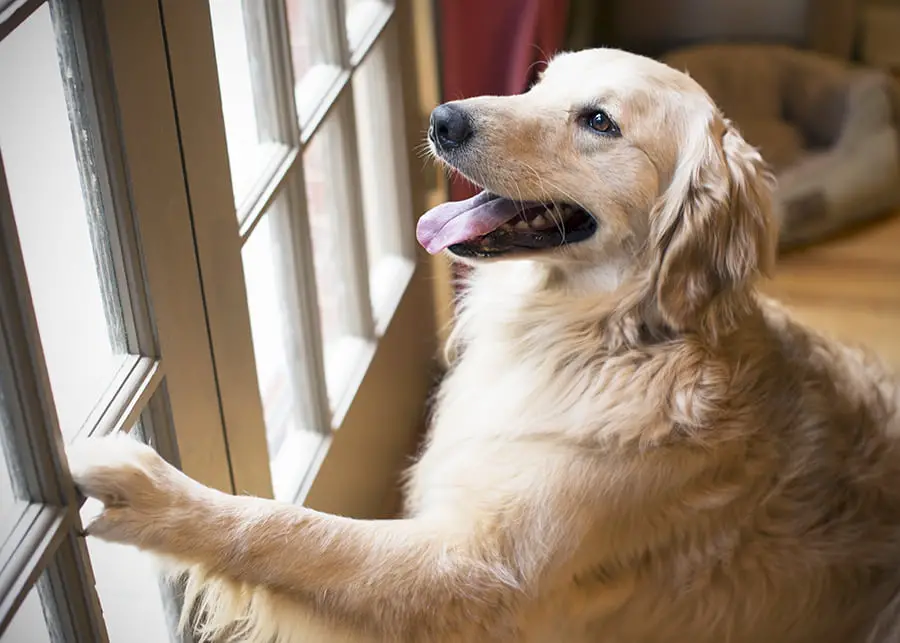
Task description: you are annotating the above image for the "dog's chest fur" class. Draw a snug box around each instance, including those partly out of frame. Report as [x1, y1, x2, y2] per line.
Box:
[404, 268, 900, 643]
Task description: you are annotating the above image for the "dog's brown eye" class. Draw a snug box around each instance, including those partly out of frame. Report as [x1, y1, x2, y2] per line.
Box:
[588, 111, 613, 133]
[581, 109, 620, 136]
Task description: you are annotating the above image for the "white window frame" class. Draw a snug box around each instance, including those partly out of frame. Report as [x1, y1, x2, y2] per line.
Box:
[0, 0, 236, 638]
[0, 0, 439, 638]
[163, 0, 435, 508]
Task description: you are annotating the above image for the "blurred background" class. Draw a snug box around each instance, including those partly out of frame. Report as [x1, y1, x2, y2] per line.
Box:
[427, 0, 900, 370]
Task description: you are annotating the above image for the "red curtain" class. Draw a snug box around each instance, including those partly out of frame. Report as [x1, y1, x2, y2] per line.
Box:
[437, 0, 571, 202]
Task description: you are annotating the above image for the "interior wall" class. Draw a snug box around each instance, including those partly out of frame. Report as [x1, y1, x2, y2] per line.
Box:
[613, 0, 810, 56]
[568, 0, 861, 61]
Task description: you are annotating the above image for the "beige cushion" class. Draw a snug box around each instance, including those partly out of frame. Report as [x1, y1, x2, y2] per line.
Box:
[734, 119, 806, 172]
[665, 46, 785, 120]
[662, 43, 900, 249]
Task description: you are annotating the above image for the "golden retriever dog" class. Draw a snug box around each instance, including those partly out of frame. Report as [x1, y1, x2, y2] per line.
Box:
[70, 48, 900, 642]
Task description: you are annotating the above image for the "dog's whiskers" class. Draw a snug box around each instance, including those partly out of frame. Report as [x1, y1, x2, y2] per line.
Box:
[516, 161, 568, 241]
[530, 173, 598, 249]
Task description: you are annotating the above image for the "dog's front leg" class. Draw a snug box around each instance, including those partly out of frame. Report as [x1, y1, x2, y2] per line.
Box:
[69, 436, 545, 641]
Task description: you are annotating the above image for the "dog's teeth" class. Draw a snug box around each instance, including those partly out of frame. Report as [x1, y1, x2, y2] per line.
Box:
[515, 220, 530, 231]
[531, 214, 547, 228]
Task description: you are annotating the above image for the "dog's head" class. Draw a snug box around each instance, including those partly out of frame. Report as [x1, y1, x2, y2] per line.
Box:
[418, 48, 777, 338]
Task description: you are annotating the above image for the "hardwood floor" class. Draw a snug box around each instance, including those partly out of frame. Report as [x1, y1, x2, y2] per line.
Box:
[761, 214, 900, 369]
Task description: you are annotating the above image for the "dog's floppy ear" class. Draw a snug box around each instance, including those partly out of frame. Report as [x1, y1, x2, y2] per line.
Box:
[649, 115, 777, 340]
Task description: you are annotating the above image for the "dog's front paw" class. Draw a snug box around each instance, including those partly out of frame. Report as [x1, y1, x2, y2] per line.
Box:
[68, 434, 190, 547]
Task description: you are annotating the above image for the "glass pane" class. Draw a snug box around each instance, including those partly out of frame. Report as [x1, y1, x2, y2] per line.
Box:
[1, 579, 53, 643]
[209, 0, 281, 206]
[304, 112, 371, 401]
[285, 0, 343, 124]
[286, 0, 314, 81]
[0, 447, 19, 541]
[242, 203, 325, 500]
[80, 419, 176, 642]
[352, 35, 413, 294]
[304, 122, 348, 352]
[0, 6, 130, 439]
[0, 398, 28, 546]
[344, 0, 386, 49]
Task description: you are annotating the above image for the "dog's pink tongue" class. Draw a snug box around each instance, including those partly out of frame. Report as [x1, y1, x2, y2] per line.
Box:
[416, 191, 519, 254]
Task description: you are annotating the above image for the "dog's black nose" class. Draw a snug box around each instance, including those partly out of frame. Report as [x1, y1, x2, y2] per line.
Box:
[430, 103, 472, 150]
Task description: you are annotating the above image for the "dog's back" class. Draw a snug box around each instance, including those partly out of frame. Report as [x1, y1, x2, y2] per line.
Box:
[592, 299, 900, 643]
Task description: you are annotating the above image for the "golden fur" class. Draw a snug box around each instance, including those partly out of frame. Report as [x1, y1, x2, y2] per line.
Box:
[70, 48, 900, 642]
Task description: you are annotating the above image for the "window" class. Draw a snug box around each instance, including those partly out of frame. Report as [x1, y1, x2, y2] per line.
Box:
[197, 0, 427, 505]
[0, 0, 220, 639]
[1, 577, 54, 643]
[0, 7, 129, 439]
[0, 0, 434, 639]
